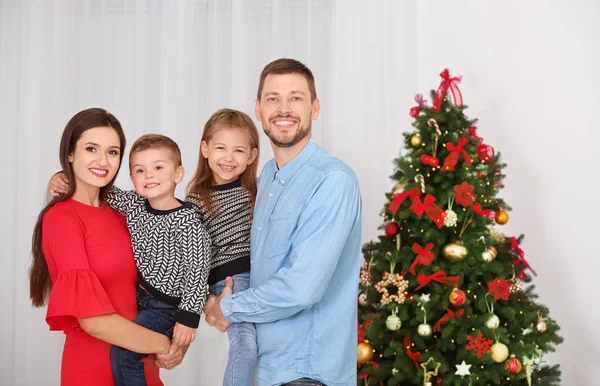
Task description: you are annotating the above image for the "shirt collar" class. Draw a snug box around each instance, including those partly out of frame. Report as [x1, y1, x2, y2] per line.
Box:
[273, 141, 319, 183]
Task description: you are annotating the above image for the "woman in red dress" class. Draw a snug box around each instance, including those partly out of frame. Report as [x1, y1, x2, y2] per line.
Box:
[29, 108, 172, 386]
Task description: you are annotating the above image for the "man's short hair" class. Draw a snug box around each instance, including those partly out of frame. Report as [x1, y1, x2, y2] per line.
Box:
[257, 58, 317, 102]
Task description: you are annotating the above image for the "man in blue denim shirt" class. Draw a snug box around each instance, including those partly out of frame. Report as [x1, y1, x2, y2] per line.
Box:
[206, 58, 362, 386]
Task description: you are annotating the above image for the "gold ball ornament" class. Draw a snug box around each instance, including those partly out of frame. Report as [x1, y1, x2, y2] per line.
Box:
[418, 323, 432, 337]
[495, 210, 509, 225]
[490, 342, 509, 363]
[357, 341, 375, 364]
[411, 133, 422, 147]
[442, 242, 468, 263]
[385, 314, 402, 331]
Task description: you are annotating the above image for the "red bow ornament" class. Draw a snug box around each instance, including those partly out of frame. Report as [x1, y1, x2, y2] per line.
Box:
[434, 308, 464, 332]
[472, 202, 495, 218]
[415, 270, 460, 290]
[404, 332, 421, 369]
[510, 237, 537, 276]
[468, 126, 483, 142]
[442, 137, 472, 171]
[412, 194, 446, 229]
[388, 188, 421, 215]
[410, 243, 435, 275]
[388, 189, 446, 229]
[432, 69, 463, 113]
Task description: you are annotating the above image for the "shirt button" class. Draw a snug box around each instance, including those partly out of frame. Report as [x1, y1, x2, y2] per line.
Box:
[258, 226, 263, 230]
[269, 192, 273, 197]
[280, 179, 285, 185]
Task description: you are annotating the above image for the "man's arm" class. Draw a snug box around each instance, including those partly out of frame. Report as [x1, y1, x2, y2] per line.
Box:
[219, 171, 361, 324]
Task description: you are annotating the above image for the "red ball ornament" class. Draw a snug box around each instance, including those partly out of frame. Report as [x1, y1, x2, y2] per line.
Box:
[385, 222, 399, 236]
[504, 355, 522, 374]
[429, 157, 439, 167]
[477, 144, 495, 162]
[449, 288, 466, 306]
[421, 154, 432, 165]
[410, 106, 420, 118]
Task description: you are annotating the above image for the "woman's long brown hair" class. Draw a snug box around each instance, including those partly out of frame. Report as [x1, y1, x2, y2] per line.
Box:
[187, 109, 259, 216]
[29, 108, 126, 307]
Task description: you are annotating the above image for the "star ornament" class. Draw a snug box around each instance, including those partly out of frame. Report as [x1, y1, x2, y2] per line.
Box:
[420, 357, 441, 382]
[455, 361, 472, 377]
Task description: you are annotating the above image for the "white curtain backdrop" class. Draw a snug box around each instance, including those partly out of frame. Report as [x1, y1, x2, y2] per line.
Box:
[1, 0, 598, 385]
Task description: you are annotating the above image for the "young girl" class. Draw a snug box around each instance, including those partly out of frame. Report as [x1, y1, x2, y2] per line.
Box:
[29, 108, 173, 386]
[185, 108, 259, 386]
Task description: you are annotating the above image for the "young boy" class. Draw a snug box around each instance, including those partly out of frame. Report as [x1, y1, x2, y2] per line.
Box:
[50, 134, 210, 386]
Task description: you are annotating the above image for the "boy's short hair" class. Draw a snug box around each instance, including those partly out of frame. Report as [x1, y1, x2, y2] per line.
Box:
[129, 134, 182, 167]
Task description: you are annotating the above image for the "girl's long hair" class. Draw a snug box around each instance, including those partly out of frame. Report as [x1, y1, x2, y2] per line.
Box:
[29, 108, 126, 307]
[187, 109, 259, 216]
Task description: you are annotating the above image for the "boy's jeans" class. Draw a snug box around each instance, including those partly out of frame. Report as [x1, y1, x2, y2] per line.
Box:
[210, 271, 258, 386]
[111, 288, 177, 386]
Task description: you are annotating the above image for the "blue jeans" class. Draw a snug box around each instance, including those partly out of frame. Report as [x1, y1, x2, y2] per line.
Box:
[210, 272, 257, 386]
[111, 288, 177, 386]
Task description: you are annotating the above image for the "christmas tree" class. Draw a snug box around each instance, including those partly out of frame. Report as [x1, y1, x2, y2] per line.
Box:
[357, 70, 563, 386]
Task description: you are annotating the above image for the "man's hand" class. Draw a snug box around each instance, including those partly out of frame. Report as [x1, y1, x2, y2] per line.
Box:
[203, 294, 217, 316]
[49, 172, 69, 196]
[155, 344, 189, 370]
[169, 323, 196, 355]
[206, 276, 234, 332]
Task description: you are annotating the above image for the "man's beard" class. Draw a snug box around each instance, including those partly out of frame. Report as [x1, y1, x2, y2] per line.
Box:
[264, 120, 311, 148]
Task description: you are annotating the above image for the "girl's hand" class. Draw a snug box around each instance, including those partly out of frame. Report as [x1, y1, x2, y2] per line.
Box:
[49, 172, 69, 196]
[169, 322, 196, 355]
[155, 344, 189, 370]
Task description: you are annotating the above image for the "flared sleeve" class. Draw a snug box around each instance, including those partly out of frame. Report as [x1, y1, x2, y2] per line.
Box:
[42, 207, 115, 331]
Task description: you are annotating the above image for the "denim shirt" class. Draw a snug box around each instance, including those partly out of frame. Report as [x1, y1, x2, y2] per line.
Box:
[220, 141, 362, 386]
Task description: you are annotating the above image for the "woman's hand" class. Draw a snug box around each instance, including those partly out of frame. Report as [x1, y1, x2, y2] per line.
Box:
[155, 344, 189, 370]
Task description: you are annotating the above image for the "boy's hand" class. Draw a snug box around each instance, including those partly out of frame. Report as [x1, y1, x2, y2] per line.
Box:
[49, 172, 69, 196]
[169, 322, 196, 355]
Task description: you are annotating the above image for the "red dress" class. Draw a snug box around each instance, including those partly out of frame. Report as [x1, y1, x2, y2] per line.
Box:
[42, 199, 163, 386]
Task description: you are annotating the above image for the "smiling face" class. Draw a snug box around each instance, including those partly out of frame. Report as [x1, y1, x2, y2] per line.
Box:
[200, 125, 258, 186]
[68, 126, 122, 192]
[255, 73, 320, 150]
[129, 147, 184, 200]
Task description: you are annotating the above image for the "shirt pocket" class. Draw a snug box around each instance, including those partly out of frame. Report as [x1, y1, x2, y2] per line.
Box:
[263, 217, 293, 259]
